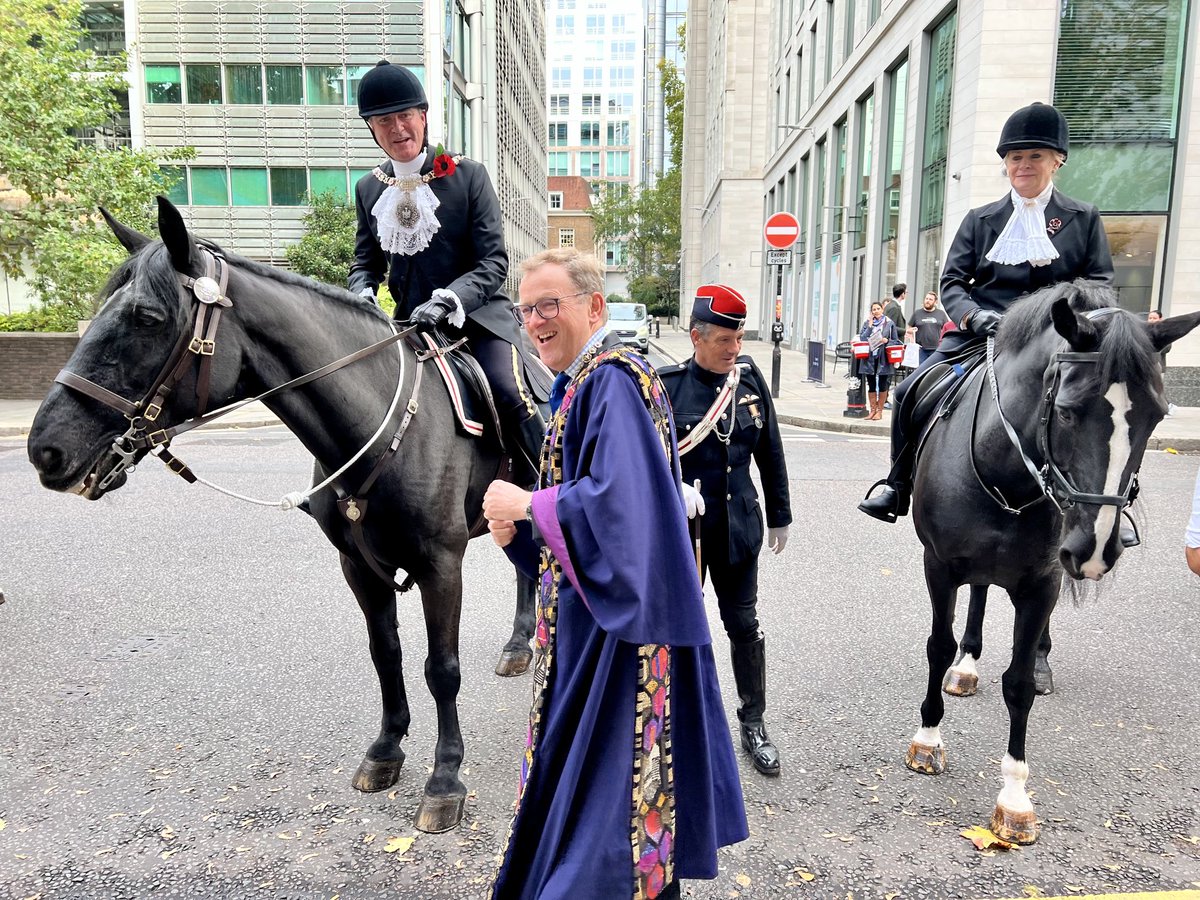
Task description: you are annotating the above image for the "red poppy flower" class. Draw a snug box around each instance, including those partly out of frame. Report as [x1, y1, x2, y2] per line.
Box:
[433, 154, 457, 178]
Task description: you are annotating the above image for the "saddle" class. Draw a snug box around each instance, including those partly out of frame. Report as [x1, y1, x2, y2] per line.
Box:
[897, 343, 987, 449]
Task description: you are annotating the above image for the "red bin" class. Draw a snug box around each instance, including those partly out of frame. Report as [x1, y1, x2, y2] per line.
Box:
[885, 344, 906, 365]
[852, 340, 870, 359]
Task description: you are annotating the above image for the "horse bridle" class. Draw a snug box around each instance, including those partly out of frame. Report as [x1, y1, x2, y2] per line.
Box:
[55, 246, 233, 491]
[982, 311, 1140, 514]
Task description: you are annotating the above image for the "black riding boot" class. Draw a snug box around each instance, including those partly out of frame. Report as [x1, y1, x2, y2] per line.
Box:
[510, 410, 547, 487]
[858, 440, 913, 523]
[730, 636, 780, 776]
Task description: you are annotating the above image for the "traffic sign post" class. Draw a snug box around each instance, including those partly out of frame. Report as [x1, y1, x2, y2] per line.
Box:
[763, 213, 799, 399]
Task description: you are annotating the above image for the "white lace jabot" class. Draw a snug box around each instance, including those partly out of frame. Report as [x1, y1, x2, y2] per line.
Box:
[371, 150, 442, 256]
[985, 182, 1059, 268]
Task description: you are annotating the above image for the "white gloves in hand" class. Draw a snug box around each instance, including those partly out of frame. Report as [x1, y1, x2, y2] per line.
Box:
[359, 287, 376, 300]
[767, 525, 789, 554]
[681, 480, 705, 519]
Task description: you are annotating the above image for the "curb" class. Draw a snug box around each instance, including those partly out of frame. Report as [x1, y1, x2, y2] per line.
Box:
[777, 414, 889, 437]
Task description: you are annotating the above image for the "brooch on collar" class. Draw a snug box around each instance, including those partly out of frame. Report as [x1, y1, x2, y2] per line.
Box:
[1046, 217, 1063, 237]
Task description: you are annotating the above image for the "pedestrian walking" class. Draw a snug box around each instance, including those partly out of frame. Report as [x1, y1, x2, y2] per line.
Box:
[483, 249, 747, 899]
[658, 284, 792, 776]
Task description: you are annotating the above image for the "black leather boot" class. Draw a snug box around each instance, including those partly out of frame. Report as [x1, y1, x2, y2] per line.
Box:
[1119, 510, 1140, 548]
[730, 636, 780, 776]
[511, 411, 547, 486]
[858, 479, 910, 523]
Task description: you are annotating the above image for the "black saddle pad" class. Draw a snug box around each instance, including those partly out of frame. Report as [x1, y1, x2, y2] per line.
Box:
[899, 344, 987, 439]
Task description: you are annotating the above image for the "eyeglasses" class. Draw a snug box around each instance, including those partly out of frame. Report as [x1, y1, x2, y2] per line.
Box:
[512, 291, 588, 324]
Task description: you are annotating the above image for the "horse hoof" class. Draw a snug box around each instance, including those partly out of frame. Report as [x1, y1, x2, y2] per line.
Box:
[352, 756, 404, 793]
[414, 791, 467, 833]
[1034, 667, 1054, 695]
[990, 804, 1039, 844]
[495, 649, 532, 677]
[905, 741, 946, 775]
[942, 668, 978, 697]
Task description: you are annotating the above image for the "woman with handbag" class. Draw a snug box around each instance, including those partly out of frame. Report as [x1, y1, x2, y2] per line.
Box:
[859, 301, 901, 420]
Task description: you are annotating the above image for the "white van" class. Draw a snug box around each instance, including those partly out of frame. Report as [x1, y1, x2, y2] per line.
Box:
[608, 302, 650, 352]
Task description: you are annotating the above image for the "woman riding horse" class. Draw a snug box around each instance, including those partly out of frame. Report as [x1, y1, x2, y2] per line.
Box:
[858, 102, 1117, 526]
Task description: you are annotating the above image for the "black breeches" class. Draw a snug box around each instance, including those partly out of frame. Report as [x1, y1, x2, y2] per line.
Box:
[889, 346, 955, 464]
[702, 549, 760, 645]
[467, 328, 535, 420]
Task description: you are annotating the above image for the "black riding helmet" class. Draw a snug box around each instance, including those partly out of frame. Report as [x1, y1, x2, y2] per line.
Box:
[996, 102, 1069, 160]
[357, 60, 428, 119]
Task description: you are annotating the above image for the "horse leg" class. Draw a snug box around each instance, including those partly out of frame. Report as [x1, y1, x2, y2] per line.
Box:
[413, 563, 468, 833]
[341, 553, 411, 793]
[495, 568, 535, 677]
[906, 555, 958, 775]
[990, 580, 1057, 845]
[943, 584, 987, 697]
[1034, 618, 1054, 695]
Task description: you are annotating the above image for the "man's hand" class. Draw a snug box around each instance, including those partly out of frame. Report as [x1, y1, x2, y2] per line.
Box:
[767, 526, 789, 554]
[489, 519, 517, 549]
[967, 309, 1003, 337]
[483, 480, 533, 523]
[681, 480, 705, 519]
[411, 295, 455, 330]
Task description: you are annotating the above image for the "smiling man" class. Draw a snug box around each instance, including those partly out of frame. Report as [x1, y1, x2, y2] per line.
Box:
[482, 248, 747, 899]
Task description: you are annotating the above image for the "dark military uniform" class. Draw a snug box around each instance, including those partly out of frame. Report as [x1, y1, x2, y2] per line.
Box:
[660, 352, 791, 775]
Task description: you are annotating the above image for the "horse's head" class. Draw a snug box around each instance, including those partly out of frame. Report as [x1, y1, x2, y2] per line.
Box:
[1043, 290, 1200, 579]
[28, 197, 235, 499]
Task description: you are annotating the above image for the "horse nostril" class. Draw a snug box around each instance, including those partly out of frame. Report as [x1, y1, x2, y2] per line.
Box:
[34, 444, 64, 477]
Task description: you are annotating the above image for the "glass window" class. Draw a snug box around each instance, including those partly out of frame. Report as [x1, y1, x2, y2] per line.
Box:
[185, 64, 221, 104]
[586, 14, 603, 34]
[854, 93, 874, 251]
[347, 65, 373, 106]
[555, 14, 574, 34]
[225, 65, 262, 104]
[549, 123, 568, 146]
[550, 94, 570, 115]
[610, 40, 635, 60]
[814, 139, 826, 260]
[310, 168, 348, 203]
[916, 13, 956, 296]
[583, 67, 603, 88]
[191, 167, 228, 205]
[548, 152, 570, 176]
[605, 241, 626, 266]
[160, 165, 188, 205]
[580, 122, 600, 146]
[579, 151, 601, 177]
[605, 151, 630, 177]
[1056, 143, 1174, 213]
[306, 66, 345, 106]
[559, 228, 576, 247]
[80, 3, 126, 57]
[145, 64, 181, 103]
[607, 121, 630, 145]
[1103, 215, 1167, 313]
[350, 168, 374, 189]
[270, 167, 307, 205]
[610, 14, 626, 31]
[549, 191, 564, 210]
[607, 93, 633, 114]
[880, 59, 907, 294]
[582, 93, 601, 114]
[551, 67, 571, 89]
[266, 65, 303, 104]
[609, 66, 634, 87]
[833, 120, 847, 237]
[823, 0, 834, 85]
[230, 168, 269, 206]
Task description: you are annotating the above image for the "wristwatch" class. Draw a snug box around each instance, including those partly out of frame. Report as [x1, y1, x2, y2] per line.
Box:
[524, 502, 533, 523]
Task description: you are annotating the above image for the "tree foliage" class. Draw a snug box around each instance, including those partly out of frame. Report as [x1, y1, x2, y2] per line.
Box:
[284, 191, 358, 285]
[0, 0, 191, 326]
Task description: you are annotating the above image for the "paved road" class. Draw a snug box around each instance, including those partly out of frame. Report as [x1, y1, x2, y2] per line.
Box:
[1, 427, 1198, 899]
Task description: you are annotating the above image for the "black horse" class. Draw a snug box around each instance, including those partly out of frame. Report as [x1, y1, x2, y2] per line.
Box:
[27, 198, 538, 833]
[903, 279, 1198, 844]
[940, 584, 1056, 697]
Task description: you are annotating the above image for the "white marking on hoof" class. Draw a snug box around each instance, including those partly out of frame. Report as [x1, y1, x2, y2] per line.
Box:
[913, 725, 943, 748]
[996, 752, 1033, 814]
[1081, 383, 1132, 581]
[952, 653, 979, 677]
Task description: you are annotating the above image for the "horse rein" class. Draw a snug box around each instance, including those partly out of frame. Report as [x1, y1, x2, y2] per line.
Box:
[978, 320, 1140, 515]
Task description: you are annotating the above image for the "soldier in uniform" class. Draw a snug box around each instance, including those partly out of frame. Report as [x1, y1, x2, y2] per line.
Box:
[348, 60, 544, 479]
[659, 284, 792, 775]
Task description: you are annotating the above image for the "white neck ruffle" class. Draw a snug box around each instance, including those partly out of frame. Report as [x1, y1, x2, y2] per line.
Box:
[371, 152, 440, 256]
[985, 182, 1059, 268]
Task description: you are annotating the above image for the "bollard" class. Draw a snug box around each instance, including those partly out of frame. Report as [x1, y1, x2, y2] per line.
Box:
[843, 355, 867, 418]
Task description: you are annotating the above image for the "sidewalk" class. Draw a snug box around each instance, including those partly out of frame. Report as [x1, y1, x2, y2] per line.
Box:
[4, 331, 1200, 451]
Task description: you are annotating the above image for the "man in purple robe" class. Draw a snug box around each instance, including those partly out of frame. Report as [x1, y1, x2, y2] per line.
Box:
[482, 248, 748, 899]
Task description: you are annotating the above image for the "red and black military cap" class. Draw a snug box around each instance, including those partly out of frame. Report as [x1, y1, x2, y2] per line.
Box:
[692, 284, 747, 329]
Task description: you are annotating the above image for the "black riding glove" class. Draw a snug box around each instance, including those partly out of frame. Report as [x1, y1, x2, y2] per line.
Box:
[967, 309, 1004, 337]
[411, 295, 456, 331]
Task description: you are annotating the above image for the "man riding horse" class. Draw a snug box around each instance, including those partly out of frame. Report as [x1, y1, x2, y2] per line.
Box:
[348, 60, 545, 480]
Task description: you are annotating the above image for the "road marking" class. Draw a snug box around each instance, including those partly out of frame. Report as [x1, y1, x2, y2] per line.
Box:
[990, 893, 1200, 900]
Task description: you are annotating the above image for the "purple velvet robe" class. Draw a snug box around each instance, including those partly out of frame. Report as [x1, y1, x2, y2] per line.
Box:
[492, 349, 747, 900]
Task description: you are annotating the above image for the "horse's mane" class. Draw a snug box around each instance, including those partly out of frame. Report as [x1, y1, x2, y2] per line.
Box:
[996, 278, 1159, 390]
[99, 239, 391, 326]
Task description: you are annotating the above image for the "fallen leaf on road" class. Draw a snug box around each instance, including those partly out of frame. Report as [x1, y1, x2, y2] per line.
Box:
[0, 819, 6, 831]
[794, 870, 815, 882]
[960, 826, 1018, 851]
[1101, 864, 1121, 871]
[363, 834, 376, 844]
[1166, 447, 1179, 454]
[298, 853, 319, 862]
[160, 849, 179, 860]
[388, 790, 399, 800]
[735, 874, 751, 887]
[886, 894, 899, 900]
[383, 836, 414, 855]
[1178, 834, 1200, 845]
[1104, 819, 1113, 828]
[1064, 886, 1083, 893]
[880, 568, 893, 576]
[93, 848, 114, 856]
[1022, 887, 1044, 898]
[764, 805, 775, 816]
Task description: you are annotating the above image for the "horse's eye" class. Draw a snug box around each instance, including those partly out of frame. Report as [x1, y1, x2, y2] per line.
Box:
[133, 308, 165, 328]
[1057, 407, 1075, 424]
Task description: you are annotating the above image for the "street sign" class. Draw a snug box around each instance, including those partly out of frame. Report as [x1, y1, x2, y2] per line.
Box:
[764, 212, 801, 249]
[765, 249, 793, 266]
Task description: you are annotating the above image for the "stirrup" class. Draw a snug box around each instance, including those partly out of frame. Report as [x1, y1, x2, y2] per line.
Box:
[858, 478, 904, 523]
[1119, 510, 1141, 549]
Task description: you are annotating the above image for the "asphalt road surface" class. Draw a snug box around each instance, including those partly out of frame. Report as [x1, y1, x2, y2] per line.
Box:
[1, 420, 1198, 899]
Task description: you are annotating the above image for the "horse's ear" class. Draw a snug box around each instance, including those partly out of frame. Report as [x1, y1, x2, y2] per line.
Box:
[156, 195, 195, 272]
[1148, 309, 1200, 351]
[1051, 297, 1099, 351]
[99, 207, 151, 254]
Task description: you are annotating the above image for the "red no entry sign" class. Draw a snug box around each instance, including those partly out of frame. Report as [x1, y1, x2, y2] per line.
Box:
[763, 212, 801, 249]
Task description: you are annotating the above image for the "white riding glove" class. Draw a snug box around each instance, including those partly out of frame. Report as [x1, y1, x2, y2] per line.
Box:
[359, 287, 376, 301]
[681, 480, 706, 519]
[767, 525, 789, 554]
